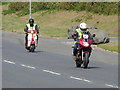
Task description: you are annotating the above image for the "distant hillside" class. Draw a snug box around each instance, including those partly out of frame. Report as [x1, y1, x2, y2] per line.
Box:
[2, 9, 118, 38]
[2, 2, 119, 17]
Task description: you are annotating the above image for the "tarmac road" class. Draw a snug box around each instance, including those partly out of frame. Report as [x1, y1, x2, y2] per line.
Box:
[2, 31, 118, 88]
[110, 37, 120, 42]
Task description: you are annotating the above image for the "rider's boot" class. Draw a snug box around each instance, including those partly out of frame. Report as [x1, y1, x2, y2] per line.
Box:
[73, 56, 77, 61]
[75, 59, 81, 67]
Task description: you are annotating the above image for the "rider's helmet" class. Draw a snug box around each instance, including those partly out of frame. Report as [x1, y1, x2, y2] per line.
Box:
[29, 18, 34, 26]
[79, 23, 87, 32]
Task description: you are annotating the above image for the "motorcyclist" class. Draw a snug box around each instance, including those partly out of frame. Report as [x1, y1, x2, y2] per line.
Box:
[24, 18, 39, 48]
[73, 22, 92, 63]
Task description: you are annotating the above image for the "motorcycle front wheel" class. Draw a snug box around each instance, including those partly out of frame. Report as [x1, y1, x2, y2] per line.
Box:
[83, 53, 89, 69]
[29, 45, 35, 52]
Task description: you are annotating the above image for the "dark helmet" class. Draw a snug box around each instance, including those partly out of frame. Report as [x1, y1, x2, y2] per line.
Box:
[29, 18, 34, 26]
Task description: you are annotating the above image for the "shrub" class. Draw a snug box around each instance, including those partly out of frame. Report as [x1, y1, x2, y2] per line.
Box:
[3, 2, 119, 16]
[2, 2, 9, 5]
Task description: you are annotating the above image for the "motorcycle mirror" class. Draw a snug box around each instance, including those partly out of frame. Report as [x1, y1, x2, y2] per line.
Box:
[92, 34, 95, 37]
[38, 26, 40, 29]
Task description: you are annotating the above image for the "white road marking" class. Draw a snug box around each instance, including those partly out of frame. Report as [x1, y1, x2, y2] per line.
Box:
[70, 76, 92, 83]
[3, 60, 118, 88]
[70, 76, 82, 80]
[43, 70, 61, 75]
[3, 60, 15, 64]
[105, 84, 118, 88]
[83, 79, 92, 83]
[21, 64, 36, 69]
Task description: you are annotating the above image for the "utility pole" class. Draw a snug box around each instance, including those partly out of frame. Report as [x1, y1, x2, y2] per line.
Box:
[30, 0, 31, 19]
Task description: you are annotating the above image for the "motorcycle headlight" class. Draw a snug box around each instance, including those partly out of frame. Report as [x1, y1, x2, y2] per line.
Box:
[83, 42, 89, 47]
[31, 30, 34, 34]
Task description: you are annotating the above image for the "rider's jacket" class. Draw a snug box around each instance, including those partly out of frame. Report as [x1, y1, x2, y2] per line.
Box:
[26, 23, 36, 30]
[24, 23, 39, 34]
[74, 28, 89, 44]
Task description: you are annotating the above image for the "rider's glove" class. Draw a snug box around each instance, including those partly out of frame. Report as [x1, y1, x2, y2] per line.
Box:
[73, 34, 77, 41]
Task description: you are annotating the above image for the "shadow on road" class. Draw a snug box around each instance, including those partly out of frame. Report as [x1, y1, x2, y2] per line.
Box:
[34, 50, 44, 53]
[76, 66, 100, 69]
[87, 66, 100, 69]
[25, 50, 44, 54]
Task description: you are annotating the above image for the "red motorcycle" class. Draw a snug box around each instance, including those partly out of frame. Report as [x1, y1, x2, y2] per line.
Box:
[76, 32, 95, 68]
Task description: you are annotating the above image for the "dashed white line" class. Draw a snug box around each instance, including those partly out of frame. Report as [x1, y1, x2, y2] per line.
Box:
[43, 70, 61, 75]
[3, 60, 15, 64]
[70, 76, 92, 83]
[3, 60, 118, 88]
[105, 84, 118, 88]
[21, 64, 36, 69]
[70, 76, 82, 80]
[83, 79, 92, 83]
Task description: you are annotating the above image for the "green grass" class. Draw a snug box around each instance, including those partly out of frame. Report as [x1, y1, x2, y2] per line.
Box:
[2, 7, 118, 38]
[40, 28, 68, 38]
[98, 41, 119, 53]
[2, 14, 27, 34]
[2, 5, 119, 52]
[2, 2, 9, 5]
[109, 34, 120, 37]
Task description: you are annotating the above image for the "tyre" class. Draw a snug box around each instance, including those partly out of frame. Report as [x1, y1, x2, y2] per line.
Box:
[29, 49, 31, 52]
[30, 45, 35, 52]
[31, 49, 34, 52]
[76, 59, 81, 68]
[83, 53, 89, 69]
[75, 57, 82, 68]
[26, 46, 29, 50]
[31, 45, 35, 52]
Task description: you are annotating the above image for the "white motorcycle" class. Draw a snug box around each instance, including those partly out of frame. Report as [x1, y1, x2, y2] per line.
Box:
[25, 28, 38, 52]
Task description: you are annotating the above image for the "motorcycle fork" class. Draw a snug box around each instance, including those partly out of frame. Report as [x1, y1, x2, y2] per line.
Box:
[82, 50, 84, 61]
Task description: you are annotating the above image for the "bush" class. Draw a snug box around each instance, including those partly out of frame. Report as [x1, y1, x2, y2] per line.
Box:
[74, 2, 86, 11]
[3, 9, 15, 15]
[3, 2, 119, 16]
[9, 2, 29, 11]
[75, 18, 82, 22]
[2, 2, 9, 5]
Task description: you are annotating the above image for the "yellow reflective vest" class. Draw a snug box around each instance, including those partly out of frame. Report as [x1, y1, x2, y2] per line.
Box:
[74, 28, 89, 44]
[26, 24, 36, 30]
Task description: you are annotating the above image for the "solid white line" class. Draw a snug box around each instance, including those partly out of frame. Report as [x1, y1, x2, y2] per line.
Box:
[70, 76, 92, 83]
[105, 84, 118, 88]
[4, 60, 15, 64]
[21, 64, 36, 69]
[43, 70, 61, 75]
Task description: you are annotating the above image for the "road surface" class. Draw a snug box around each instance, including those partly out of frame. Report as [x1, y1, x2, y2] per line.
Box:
[2, 31, 118, 88]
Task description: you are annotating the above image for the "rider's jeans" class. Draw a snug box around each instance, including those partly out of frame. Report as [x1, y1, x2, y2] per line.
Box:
[73, 43, 78, 56]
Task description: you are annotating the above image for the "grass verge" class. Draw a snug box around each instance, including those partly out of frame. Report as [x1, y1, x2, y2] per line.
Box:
[97, 41, 119, 53]
[2, 10, 118, 37]
[2, 4, 118, 39]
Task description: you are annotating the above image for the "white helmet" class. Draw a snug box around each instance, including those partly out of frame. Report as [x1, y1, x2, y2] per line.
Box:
[79, 23, 87, 29]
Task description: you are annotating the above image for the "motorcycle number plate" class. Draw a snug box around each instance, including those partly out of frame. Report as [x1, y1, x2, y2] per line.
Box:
[83, 34, 88, 39]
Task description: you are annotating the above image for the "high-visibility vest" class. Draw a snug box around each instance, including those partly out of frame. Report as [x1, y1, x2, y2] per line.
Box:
[26, 24, 36, 30]
[74, 28, 89, 43]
